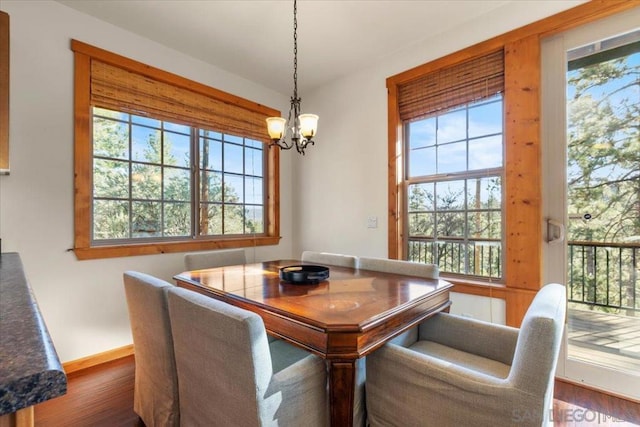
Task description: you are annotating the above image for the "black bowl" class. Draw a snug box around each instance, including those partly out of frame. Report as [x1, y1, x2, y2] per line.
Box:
[279, 265, 330, 284]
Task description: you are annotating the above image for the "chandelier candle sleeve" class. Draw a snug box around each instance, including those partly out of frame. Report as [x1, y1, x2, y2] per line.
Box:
[298, 114, 318, 138]
[266, 117, 287, 140]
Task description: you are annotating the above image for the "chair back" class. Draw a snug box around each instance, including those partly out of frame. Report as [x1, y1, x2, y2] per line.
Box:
[510, 283, 566, 416]
[301, 250, 357, 268]
[358, 256, 438, 279]
[184, 248, 246, 271]
[167, 286, 278, 426]
[123, 271, 179, 427]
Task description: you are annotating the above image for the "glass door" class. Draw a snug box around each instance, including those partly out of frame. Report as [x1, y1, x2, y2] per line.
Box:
[542, 8, 640, 399]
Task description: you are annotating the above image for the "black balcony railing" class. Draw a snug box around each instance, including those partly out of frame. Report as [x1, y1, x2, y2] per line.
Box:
[568, 241, 639, 314]
[408, 238, 502, 280]
[408, 239, 639, 313]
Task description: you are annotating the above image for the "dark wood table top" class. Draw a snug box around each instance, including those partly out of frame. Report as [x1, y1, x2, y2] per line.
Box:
[174, 259, 452, 358]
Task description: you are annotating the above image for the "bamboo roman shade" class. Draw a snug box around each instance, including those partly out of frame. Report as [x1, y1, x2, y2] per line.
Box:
[72, 40, 275, 143]
[398, 49, 504, 122]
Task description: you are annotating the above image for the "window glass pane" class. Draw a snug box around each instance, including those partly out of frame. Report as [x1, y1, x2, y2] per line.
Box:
[94, 107, 129, 121]
[132, 115, 160, 128]
[224, 143, 244, 174]
[93, 117, 129, 159]
[409, 118, 436, 149]
[132, 163, 161, 200]
[224, 205, 244, 234]
[132, 201, 161, 238]
[164, 167, 190, 202]
[487, 211, 502, 239]
[202, 171, 223, 203]
[437, 108, 466, 143]
[164, 202, 190, 236]
[409, 146, 436, 177]
[408, 183, 434, 211]
[200, 138, 222, 171]
[435, 180, 465, 210]
[132, 126, 162, 163]
[245, 206, 264, 233]
[93, 200, 129, 240]
[200, 203, 223, 235]
[437, 241, 466, 274]
[224, 134, 243, 144]
[437, 141, 466, 174]
[94, 159, 129, 198]
[245, 147, 263, 176]
[468, 100, 503, 138]
[409, 212, 434, 237]
[245, 177, 263, 204]
[468, 211, 492, 239]
[224, 174, 244, 203]
[165, 131, 190, 168]
[164, 122, 191, 134]
[199, 129, 222, 139]
[436, 212, 465, 238]
[467, 177, 502, 210]
[245, 138, 263, 149]
[408, 240, 435, 264]
[469, 135, 502, 170]
[471, 241, 501, 276]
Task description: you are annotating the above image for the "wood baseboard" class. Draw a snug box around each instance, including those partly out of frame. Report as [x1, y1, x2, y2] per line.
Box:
[556, 377, 640, 405]
[63, 344, 134, 375]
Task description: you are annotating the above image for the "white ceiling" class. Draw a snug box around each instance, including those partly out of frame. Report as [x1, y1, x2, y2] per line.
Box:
[57, 0, 582, 95]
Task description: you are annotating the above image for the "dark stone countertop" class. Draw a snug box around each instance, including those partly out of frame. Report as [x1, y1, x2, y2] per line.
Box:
[0, 252, 67, 415]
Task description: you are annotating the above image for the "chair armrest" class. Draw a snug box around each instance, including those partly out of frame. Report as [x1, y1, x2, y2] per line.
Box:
[366, 344, 539, 426]
[419, 313, 519, 365]
[368, 342, 522, 400]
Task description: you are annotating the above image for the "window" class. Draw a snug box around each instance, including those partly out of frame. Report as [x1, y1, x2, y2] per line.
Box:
[406, 96, 503, 279]
[72, 40, 280, 259]
[396, 50, 505, 280]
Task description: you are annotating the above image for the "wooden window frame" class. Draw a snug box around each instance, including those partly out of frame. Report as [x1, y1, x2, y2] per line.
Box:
[0, 11, 8, 174]
[72, 40, 281, 260]
[387, 0, 639, 326]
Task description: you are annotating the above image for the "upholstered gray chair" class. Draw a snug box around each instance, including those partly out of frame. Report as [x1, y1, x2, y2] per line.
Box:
[167, 286, 329, 427]
[366, 283, 566, 427]
[123, 271, 179, 427]
[301, 250, 358, 268]
[358, 256, 439, 279]
[353, 256, 440, 425]
[183, 248, 246, 271]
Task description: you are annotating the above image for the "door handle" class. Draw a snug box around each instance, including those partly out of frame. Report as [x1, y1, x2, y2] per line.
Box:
[547, 219, 565, 244]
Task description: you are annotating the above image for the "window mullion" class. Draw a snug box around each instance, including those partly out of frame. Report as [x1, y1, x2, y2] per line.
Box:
[192, 127, 199, 239]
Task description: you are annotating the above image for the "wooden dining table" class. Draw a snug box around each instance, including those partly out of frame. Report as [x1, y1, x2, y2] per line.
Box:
[174, 259, 452, 427]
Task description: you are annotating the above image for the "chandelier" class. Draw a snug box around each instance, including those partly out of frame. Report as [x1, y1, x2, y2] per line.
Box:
[266, 0, 318, 155]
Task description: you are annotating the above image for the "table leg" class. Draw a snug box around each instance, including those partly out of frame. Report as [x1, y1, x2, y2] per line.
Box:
[15, 407, 33, 427]
[328, 359, 355, 427]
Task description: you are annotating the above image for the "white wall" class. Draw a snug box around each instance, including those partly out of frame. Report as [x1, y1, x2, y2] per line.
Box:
[0, 0, 586, 361]
[0, 0, 292, 362]
[295, 1, 584, 322]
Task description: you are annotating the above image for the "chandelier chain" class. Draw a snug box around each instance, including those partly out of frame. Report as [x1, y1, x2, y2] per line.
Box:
[293, 0, 298, 99]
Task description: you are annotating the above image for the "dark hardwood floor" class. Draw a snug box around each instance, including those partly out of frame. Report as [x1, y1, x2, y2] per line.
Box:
[35, 355, 640, 426]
